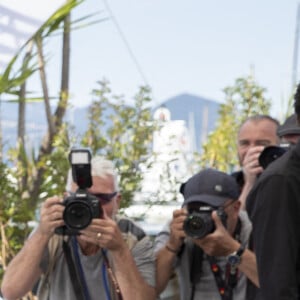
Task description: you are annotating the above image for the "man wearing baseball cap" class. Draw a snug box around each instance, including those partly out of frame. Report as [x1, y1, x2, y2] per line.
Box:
[155, 168, 258, 300]
[277, 113, 300, 145]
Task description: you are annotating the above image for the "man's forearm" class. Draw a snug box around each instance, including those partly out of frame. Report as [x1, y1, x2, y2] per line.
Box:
[155, 245, 177, 295]
[1, 229, 49, 299]
[239, 181, 254, 210]
[111, 246, 156, 300]
[238, 249, 259, 287]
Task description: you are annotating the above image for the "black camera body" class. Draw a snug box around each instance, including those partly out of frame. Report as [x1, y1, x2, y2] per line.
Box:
[183, 204, 227, 239]
[258, 144, 289, 169]
[55, 148, 102, 235]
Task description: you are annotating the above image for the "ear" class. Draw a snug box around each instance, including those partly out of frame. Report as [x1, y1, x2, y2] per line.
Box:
[116, 192, 122, 207]
[111, 193, 122, 218]
[233, 200, 241, 212]
[179, 182, 186, 195]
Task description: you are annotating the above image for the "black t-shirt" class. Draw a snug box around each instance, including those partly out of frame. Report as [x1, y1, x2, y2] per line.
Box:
[246, 140, 300, 300]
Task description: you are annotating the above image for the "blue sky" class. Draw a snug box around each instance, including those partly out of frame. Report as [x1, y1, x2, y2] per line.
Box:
[2, 0, 300, 120]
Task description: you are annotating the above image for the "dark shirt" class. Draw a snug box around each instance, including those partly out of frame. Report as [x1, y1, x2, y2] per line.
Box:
[246, 140, 300, 300]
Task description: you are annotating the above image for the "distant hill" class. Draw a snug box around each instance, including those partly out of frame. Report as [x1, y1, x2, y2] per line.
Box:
[0, 93, 220, 155]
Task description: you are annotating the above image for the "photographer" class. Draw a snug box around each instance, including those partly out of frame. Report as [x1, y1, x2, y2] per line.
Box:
[232, 115, 280, 210]
[246, 83, 300, 299]
[277, 113, 300, 145]
[1, 154, 156, 300]
[155, 168, 258, 300]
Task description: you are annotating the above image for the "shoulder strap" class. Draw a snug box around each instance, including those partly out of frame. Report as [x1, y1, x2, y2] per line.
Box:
[116, 216, 146, 250]
[188, 240, 204, 300]
[37, 235, 64, 300]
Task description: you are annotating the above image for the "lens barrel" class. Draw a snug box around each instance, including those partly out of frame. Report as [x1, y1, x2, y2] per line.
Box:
[183, 212, 214, 239]
[63, 200, 93, 230]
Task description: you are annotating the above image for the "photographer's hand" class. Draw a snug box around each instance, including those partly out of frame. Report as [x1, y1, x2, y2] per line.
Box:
[194, 211, 239, 257]
[194, 211, 259, 286]
[79, 209, 126, 251]
[168, 208, 187, 252]
[239, 146, 264, 209]
[37, 196, 64, 237]
[242, 145, 264, 186]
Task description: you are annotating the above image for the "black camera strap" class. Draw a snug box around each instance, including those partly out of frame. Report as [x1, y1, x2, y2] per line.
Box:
[62, 238, 90, 300]
[189, 241, 204, 300]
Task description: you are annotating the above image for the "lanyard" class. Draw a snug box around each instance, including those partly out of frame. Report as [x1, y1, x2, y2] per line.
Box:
[101, 249, 123, 300]
[208, 218, 242, 300]
[71, 238, 123, 300]
[208, 257, 238, 300]
[102, 261, 112, 300]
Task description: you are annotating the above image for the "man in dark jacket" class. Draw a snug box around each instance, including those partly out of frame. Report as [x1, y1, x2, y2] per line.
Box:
[246, 83, 300, 299]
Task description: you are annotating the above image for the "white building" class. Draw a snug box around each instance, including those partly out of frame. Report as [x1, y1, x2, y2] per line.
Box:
[125, 106, 195, 228]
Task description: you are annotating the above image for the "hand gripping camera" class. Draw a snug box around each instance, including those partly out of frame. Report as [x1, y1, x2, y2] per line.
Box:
[55, 148, 102, 235]
[183, 203, 227, 239]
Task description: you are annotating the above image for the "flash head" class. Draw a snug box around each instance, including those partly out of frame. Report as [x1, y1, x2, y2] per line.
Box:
[69, 148, 92, 189]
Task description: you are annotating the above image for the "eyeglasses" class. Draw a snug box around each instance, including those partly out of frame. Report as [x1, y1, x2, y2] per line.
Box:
[90, 192, 118, 204]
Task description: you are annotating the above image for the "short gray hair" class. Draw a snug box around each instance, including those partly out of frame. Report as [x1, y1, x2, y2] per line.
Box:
[66, 156, 119, 192]
[238, 115, 280, 132]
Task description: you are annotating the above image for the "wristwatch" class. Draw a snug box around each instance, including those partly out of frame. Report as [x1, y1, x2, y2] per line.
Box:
[227, 244, 245, 267]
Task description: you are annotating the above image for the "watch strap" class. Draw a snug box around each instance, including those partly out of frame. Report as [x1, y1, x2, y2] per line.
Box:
[235, 244, 245, 257]
[227, 244, 245, 267]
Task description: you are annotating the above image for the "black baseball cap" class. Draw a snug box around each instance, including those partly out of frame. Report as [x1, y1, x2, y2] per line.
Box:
[180, 168, 240, 207]
[277, 114, 300, 137]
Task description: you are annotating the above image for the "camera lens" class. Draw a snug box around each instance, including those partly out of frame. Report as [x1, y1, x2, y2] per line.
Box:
[63, 201, 93, 230]
[183, 212, 214, 239]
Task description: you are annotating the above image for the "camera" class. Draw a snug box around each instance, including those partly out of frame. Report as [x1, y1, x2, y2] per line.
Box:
[55, 148, 102, 235]
[258, 144, 289, 169]
[183, 203, 227, 239]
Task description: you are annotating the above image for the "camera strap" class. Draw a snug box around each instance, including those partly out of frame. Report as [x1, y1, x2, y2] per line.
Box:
[189, 240, 204, 300]
[62, 238, 89, 300]
[207, 218, 242, 300]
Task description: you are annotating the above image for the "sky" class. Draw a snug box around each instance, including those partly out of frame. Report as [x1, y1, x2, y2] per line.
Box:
[1, 0, 300, 120]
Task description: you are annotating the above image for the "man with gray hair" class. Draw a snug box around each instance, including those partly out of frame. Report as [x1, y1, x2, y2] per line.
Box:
[1, 154, 156, 300]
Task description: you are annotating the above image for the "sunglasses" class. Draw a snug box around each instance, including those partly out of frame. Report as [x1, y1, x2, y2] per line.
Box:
[90, 192, 118, 204]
